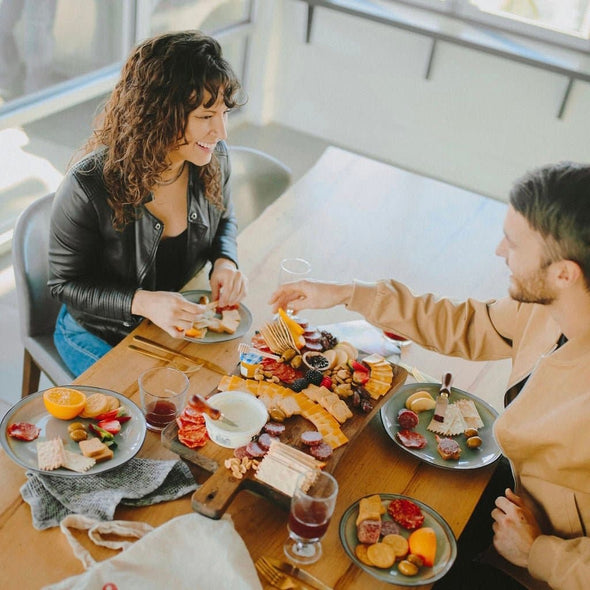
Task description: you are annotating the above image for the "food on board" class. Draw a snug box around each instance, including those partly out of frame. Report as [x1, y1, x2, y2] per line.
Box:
[435, 435, 462, 461]
[300, 430, 324, 446]
[7, 422, 40, 441]
[43, 387, 87, 420]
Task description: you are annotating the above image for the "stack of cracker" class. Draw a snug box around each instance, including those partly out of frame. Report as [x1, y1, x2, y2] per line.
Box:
[427, 399, 484, 436]
[37, 438, 96, 473]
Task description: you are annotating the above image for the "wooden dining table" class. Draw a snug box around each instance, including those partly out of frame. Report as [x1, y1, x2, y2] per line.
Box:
[0, 147, 513, 589]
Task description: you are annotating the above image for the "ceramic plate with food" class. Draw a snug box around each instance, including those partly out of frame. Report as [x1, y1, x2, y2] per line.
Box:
[380, 383, 501, 470]
[339, 493, 457, 586]
[181, 290, 252, 343]
[0, 386, 146, 476]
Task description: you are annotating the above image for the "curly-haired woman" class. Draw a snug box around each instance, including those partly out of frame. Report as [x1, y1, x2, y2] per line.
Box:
[49, 30, 248, 376]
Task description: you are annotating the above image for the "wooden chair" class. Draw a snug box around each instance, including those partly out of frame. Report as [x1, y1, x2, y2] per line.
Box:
[12, 193, 74, 396]
[229, 146, 292, 231]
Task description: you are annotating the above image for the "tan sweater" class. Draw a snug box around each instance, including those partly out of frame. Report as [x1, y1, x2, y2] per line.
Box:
[347, 280, 590, 590]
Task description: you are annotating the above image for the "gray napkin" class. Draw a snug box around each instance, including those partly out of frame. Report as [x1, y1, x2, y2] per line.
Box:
[21, 458, 198, 530]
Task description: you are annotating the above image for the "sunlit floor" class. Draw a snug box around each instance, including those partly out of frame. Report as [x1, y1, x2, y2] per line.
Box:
[0, 99, 330, 418]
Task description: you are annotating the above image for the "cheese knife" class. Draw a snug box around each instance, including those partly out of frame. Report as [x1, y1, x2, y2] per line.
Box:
[266, 558, 333, 590]
[188, 394, 238, 428]
[132, 335, 227, 375]
[433, 372, 453, 422]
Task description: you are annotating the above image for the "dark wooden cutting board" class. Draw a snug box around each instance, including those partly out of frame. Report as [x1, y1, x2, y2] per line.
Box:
[162, 362, 408, 519]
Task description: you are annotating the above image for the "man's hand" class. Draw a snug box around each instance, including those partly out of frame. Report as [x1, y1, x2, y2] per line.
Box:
[210, 258, 248, 308]
[131, 290, 205, 338]
[491, 488, 542, 568]
[269, 280, 353, 314]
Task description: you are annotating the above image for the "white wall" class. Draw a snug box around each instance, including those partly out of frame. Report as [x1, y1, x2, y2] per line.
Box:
[249, 1, 590, 202]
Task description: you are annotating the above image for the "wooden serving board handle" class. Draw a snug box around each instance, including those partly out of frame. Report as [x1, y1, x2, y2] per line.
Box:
[191, 465, 245, 519]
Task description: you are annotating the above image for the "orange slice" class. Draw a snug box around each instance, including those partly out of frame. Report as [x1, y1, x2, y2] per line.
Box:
[43, 387, 87, 420]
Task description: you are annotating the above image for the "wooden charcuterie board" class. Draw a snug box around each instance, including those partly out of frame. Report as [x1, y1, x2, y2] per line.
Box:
[162, 362, 408, 519]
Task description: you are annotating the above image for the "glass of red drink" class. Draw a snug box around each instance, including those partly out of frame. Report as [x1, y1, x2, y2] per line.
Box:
[138, 367, 189, 432]
[284, 470, 338, 564]
[383, 330, 412, 347]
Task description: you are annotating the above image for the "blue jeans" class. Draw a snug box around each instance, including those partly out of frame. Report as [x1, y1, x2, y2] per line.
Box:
[54, 305, 112, 377]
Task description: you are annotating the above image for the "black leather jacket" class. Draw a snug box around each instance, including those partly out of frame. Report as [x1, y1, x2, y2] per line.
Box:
[48, 142, 238, 345]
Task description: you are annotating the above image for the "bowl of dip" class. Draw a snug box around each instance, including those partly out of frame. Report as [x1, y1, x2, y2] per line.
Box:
[203, 391, 268, 448]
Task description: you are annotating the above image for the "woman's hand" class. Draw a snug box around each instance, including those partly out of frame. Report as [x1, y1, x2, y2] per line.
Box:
[491, 488, 542, 568]
[210, 258, 248, 307]
[131, 290, 205, 338]
[269, 280, 353, 314]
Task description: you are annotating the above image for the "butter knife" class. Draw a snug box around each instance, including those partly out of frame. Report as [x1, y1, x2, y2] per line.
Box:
[433, 372, 453, 422]
[267, 558, 333, 590]
[132, 335, 227, 375]
[188, 394, 238, 428]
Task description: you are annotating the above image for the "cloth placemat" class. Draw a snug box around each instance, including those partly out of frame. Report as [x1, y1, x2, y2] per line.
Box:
[21, 458, 198, 530]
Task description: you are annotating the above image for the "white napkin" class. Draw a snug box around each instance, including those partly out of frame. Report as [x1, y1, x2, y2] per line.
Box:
[43, 512, 262, 590]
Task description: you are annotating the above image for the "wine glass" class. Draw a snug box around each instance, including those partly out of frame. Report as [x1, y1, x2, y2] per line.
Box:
[279, 257, 311, 285]
[383, 330, 412, 348]
[284, 470, 338, 564]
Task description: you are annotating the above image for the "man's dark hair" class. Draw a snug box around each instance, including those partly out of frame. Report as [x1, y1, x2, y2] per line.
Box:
[510, 162, 590, 289]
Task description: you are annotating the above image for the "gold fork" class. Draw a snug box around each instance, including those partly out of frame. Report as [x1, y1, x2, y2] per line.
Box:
[255, 557, 298, 589]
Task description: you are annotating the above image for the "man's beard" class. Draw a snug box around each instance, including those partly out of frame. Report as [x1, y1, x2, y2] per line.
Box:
[508, 265, 556, 305]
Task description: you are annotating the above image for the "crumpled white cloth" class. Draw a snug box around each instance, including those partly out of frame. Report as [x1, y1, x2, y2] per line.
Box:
[43, 512, 263, 590]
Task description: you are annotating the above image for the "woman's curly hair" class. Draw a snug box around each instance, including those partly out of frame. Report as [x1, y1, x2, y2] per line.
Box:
[83, 30, 244, 230]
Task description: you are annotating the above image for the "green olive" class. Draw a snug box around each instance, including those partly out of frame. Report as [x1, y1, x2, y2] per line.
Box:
[398, 560, 419, 576]
[464, 428, 479, 438]
[69, 428, 88, 442]
[68, 422, 86, 433]
[407, 553, 424, 568]
[466, 435, 483, 449]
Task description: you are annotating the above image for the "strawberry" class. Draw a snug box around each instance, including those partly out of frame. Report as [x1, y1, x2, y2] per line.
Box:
[97, 419, 122, 435]
[320, 376, 333, 389]
[352, 370, 370, 385]
[95, 407, 131, 422]
[349, 360, 369, 373]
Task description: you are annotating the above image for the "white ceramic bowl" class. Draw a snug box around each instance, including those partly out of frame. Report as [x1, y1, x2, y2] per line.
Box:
[203, 391, 268, 448]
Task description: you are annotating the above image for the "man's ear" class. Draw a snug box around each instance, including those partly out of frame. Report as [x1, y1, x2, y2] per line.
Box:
[552, 259, 582, 288]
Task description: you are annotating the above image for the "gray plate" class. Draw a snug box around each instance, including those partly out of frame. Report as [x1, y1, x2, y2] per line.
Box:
[181, 290, 252, 343]
[339, 493, 457, 586]
[1, 386, 146, 476]
[380, 382, 501, 470]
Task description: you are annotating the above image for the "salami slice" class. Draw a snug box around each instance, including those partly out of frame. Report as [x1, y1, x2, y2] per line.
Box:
[177, 413, 208, 448]
[397, 409, 419, 430]
[300, 430, 324, 446]
[245, 441, 266, 458]
[260, 359, 302, 384]
[233, 445, 249, 459]
[396, 429, 427, 449]
[380, 520, 401, 537]
[257, 432, 278, 451]
[387, 498, 425, 530]
[263, 422, 286, 436]
[7, 422, 40, 441]
[309, 442, 333, 460]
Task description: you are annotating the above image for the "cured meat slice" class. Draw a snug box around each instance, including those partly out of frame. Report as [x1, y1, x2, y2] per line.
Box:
[396, 429, 427, 449]
[233, 445, 249, 459]
[257, 432, 278, 451]
[309, 441, 333, 460]
[397, 409, 419, 430]
[436, 435, 462, 460]
[245, 441, 266, 458]
[357, 519, 382, 544]
[380, 520, 401, 537]
[260, 358, 302, 384]
[7, 422, 40, 441]
[387, 498, 425, 530]
[300, 430, 324, 446]
[263, 422, 286, 436]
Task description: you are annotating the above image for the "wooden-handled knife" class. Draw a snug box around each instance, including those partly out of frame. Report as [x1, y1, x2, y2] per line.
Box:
[433, 372, 452, 422]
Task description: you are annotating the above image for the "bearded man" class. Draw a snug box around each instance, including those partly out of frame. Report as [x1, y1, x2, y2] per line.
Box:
[270, 162, 590, 590]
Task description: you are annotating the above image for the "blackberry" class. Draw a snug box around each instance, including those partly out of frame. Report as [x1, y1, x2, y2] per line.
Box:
[319, 330, 338, 351]
[305, 369, 324, 386]
[290, 378, 309, 392]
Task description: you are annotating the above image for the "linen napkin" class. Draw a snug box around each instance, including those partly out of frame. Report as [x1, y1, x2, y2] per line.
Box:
[21, 457, 198, 530]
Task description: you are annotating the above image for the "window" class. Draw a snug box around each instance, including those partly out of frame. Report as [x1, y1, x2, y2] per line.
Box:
[0, 0, 255, 124]
[398, 0, 590, 50]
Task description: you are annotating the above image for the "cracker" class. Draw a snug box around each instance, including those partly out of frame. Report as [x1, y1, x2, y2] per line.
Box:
[427, 404, 466, 436]
[455, 398, 484, 429]
[37, 438, 66, 471]
[79, 393, 109, 418]
[355, 543, 374, 566]
[63, 450, 96, 473]
[104, 395, 120, 412]
[367, 542, 396, 568]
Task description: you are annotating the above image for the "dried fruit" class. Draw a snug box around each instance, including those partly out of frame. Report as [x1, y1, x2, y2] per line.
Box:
[290, 378, 308, 392]
[305, 369, 324, 386]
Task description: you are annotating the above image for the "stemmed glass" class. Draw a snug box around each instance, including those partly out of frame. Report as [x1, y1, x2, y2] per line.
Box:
[382, 330, 412, 348]
[284, 470, 339, 564]
[279, 257, 311, 285]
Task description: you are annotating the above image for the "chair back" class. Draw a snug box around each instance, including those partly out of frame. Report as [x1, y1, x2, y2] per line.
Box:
[229, 146, 292, 230]
[12, 193, 61, 339]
